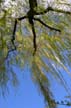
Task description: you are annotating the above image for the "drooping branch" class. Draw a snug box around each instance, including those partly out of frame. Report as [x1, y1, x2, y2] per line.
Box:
[34, 18, 61, 32]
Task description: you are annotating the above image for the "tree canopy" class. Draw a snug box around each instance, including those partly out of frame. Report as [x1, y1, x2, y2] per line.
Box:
[0, 0, 71, 107]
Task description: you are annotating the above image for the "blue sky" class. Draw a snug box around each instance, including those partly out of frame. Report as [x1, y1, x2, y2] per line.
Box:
[0, 65, 71, 108]
[0, 66, 45, 108]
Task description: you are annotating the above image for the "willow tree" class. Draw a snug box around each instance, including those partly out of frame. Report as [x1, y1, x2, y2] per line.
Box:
[0, 0, 71, 107]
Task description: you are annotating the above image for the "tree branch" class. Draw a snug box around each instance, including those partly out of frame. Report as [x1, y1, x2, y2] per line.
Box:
[17, 16, 27, 20]
[12, 16, 27, 50]
[34, 18, 61, 32]
[11, 19, 17, 50]
[30, 20, 37, 55]
[48, 6, 71, 14]
[35, 6, 71, 15]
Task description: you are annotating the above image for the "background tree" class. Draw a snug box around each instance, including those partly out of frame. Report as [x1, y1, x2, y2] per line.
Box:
[0, 0, 71, 107]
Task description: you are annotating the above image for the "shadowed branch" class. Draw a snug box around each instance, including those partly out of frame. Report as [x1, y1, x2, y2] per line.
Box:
[11, 19, 17, 50]
[18, 16, 27, 20]
[6, 16, 27, 59]
[35, 6, 71, 15]
[34, 18, 61, 32]
[11, 16, 27, 49]
[29, 19, 37, 55]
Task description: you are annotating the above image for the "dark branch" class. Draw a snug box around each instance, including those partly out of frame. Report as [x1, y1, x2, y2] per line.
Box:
[12, 19, 17, 41]
[12, 15, 27, 39]
[17, 16, 27, 20]
[28, 18, 37, 55]
[11, 19, 17, 50]
[34, 18, 61, 32]
[31, 22, 37, 55]
[12, 16, 27, 50]
[35, 6, 71, 15]
[48, 6, 71, 14]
